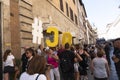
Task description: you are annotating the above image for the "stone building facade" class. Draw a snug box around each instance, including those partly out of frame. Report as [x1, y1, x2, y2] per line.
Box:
[86, 20, 98, 44]
[9, 0, 88, 58]
[104, 15, 120, 40]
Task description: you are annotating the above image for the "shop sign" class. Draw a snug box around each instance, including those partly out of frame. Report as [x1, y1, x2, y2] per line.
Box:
[32, 17, 43, 44]
[46, 27, 72, 47]
[32, 17, 72, 47]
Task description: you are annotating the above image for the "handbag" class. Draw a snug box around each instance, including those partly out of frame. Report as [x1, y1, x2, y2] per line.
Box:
[35, 74, 40, 80]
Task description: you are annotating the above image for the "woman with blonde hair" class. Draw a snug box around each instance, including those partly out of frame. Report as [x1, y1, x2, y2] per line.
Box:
[78, 45, 90, 80]
[20, 55, 47, 80]
[71, 45, 83, 80]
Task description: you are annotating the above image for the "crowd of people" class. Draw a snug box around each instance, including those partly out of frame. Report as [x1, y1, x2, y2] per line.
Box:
[2, 38, 120, 80]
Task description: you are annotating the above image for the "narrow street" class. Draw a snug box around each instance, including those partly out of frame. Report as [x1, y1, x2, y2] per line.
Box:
[1, 0, 120, 80]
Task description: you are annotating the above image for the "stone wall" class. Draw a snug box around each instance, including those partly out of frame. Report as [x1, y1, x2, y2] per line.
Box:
[19, 0, 35, 49]
[32, 0, 80, 44]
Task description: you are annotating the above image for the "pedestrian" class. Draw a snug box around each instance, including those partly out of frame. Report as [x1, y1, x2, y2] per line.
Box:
[89, 46, 97, 60]
[57, 44, 65, 80]
[25, 48, 35, 70]
[71, 45, 83, 80]
[57, 44, 64, 57]
[91, 47, 110, 80]
[37, 44, 43, 56]
[112, 38, 120, 80]
[78, 45, 90, 80]
[46, 47, 60, 80]
[19, 55, 47, 80]
[104, 42, 111, 65]
[21, 46, 29, 73]
[59, 43, 75, 80]
[3, 49, 15, 80]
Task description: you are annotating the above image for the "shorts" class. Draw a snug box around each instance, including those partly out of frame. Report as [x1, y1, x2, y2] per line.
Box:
[4, 66, 15, 73]
[74, 63, 79, 72]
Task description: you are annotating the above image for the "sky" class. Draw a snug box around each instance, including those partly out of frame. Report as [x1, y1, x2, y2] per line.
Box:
[82, 0, 120, 38]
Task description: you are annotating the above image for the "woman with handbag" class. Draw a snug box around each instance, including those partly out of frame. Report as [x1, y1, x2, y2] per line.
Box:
[3, 49, 15, 80]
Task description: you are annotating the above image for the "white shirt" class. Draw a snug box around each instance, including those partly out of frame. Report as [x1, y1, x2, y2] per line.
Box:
[37, 49, 42, 55]
[93, 57, 108, 78]
[20, 72, 47, 80]
[4, 53, 15, 67]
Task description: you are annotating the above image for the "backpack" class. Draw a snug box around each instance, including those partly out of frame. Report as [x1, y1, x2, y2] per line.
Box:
[60, 51, 73, 73]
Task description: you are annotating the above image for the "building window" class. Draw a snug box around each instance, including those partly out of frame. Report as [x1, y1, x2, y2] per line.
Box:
[60, 0, 64, 11]
[73, 0, 75, 4]
[66, 2, 69, 17]
[75, 14, 78, 25]
[70, 8, 74, 21]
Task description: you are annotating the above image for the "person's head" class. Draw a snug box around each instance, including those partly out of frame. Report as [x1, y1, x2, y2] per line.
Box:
[97, 48, 105, 57]
[50, 48, 53, 54]
[75, 44, 80, 50]
[79, 45, 84, 50]
[70, 46, 75, 51]
[25, 48, 35, 58]
[59, 44, 64, 49]
[113, 38, 120, 49]
[3, 49, 11, 61]
[64, 43, 70, 49]
[44, 47, 50, 53]
[38, 45, 43, 50]
[27, 55, 47, 75]
[91, 46, 95, 50]
[43, 48, 46, 52]
[50, 47, 56, 51]
[84, 44, 88, 48]
[46, 48, 53, 55]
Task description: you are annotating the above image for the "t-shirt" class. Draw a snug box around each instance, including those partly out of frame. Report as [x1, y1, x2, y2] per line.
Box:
[59, 50, 75, 72]
[92, 57, 108, 78]
[47, 55, 58, 68]
[37, 49, 42, 55]
[4, 54, 15, 67]
[20, 72, 47, 80]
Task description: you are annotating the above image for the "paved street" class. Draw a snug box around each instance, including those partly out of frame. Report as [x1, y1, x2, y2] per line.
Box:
[88, 69, 94, 80]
